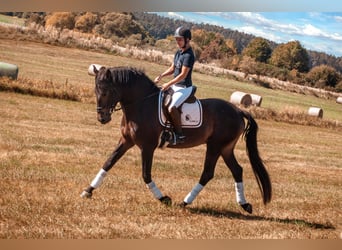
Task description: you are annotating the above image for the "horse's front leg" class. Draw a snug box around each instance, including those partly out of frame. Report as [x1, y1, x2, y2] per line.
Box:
[81, 137, 134, 198]
[142, 147, 171, 206]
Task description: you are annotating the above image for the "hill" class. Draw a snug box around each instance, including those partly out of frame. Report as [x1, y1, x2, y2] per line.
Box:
[1, 11, 341, 93]
[132, 12, 342, 74]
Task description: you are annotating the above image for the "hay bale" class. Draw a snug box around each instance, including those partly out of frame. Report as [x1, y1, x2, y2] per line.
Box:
[336, 96, 342, 104]
[230, 91, 252, 107]
[88, 64, 103, 76]
[308, 107, 323, 118]
[0, 62, 19, 80]
[250, 94, 263, 106]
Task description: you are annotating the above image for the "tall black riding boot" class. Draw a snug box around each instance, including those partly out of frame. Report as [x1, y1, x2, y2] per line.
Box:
[169, 106, 186, 145]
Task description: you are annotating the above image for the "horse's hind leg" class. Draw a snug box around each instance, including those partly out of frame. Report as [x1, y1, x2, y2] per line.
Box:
[81, 137, 134, 198]
[222, 149, 253, 214]
[181, 145, 220, 206]
[140, 145, 171, 206]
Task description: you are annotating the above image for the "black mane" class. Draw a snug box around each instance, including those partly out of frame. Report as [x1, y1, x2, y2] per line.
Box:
[108, 67, 159, 91]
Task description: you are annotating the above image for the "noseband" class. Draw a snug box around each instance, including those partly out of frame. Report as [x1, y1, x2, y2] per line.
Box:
[96, 83, 121, 114]
[96, 105, 116, 115]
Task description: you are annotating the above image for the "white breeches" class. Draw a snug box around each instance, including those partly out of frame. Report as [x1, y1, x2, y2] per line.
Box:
[168, 85, 193, 112]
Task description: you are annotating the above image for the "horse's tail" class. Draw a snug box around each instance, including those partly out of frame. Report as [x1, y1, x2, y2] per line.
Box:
[242, 111, 272, 205]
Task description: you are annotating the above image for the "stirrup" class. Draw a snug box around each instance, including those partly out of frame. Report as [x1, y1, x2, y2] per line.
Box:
[172, 133, 186, 145]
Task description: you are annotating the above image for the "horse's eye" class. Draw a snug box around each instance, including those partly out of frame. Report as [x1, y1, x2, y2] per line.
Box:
[99, 87, 109, 96]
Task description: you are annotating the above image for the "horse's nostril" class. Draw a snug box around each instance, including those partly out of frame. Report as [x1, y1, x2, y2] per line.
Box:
[98, 115, 111, 124]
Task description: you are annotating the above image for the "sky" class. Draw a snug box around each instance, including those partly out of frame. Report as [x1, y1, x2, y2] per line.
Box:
[156, 12, 342, 57]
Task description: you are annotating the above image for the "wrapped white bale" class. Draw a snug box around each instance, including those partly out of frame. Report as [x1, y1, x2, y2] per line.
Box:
[230, 91, 252, 107]
[336, 97, 342, 104]
[250, 94, 263, 106]
[0, 62, 19, 80]
[88, 64, 103, 76]
[308, 107, 323, 118]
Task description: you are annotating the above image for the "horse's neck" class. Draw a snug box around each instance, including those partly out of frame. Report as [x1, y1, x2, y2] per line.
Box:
[121, 81, 159, 105]
[120, 86, 159, 115]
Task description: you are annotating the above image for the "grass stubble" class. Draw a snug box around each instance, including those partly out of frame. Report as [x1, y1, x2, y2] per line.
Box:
[0, 39, 341, 239]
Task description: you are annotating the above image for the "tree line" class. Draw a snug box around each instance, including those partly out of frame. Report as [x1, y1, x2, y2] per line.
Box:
[2, 11, 342, 92]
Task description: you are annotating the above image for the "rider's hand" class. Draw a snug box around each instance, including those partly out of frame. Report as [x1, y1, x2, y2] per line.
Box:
[161, 83, 171, 91]
[154, 75, 162, 83]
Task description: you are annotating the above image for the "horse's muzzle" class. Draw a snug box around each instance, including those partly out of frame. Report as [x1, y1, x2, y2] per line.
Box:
[97, 112, 111, 124]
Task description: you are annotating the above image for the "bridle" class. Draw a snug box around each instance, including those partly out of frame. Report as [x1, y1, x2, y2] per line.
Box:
[96, 89, 160, 114]
[96, 105, 116, 114]
[96, 84, 120, 115]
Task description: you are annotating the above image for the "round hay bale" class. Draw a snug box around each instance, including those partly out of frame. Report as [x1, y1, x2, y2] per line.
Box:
[308, 107, 323, 118]
[0, 62, 19, 80]
[88, 64, 103, 76]
[230, 91, 252, 107]
[336, 96, 342, 104]
[250, 94, 263, 106]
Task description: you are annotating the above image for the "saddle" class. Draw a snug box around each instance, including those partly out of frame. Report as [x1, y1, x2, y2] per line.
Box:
[163, 86, 197, 107]
[159, 86, 202, 128]
[158, 86, 203, 148]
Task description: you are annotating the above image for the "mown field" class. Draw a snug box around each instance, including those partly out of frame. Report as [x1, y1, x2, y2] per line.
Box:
[0, 39, 341, 239]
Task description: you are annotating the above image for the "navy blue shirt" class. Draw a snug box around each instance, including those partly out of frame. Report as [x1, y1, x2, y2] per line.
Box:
[173, 47, 195, 87]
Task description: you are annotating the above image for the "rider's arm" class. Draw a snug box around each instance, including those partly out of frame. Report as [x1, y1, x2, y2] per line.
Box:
[161, 65, 190, 91]
[154, 63, 175, 83]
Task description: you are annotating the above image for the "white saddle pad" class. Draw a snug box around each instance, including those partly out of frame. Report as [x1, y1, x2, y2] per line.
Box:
[158, 92, 203, 128]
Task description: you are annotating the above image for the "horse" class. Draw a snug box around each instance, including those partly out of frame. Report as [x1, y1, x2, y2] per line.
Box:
[81, 65, 272, 214]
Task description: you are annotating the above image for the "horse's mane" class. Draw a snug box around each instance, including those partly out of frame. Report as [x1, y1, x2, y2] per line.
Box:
[109, 67, 159, 90]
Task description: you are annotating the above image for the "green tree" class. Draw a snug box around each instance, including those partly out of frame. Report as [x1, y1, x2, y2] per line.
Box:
[242, 37, 272, 63]
[270, 41, 309, 73]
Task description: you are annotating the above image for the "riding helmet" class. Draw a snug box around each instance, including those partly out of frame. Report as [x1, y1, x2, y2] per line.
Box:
[174, 26, 191, 40]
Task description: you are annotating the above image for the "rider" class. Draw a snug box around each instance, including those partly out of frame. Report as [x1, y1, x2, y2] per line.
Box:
[154, 26, 195, 145]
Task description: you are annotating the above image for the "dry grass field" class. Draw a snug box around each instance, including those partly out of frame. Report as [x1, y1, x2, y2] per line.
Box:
[0, 38, 341, 239]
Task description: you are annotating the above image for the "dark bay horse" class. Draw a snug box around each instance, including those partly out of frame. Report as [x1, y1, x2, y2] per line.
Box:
[81, 66, 272, 214]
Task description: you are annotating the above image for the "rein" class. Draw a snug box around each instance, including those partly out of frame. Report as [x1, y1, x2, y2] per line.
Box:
[98, 90, 160, 114]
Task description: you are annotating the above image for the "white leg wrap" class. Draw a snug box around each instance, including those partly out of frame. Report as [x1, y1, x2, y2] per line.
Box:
[184, 183, 204, 204]
[235, 182, 247, 205]
[90, 169, 107, 189]
[146, 181, 163, 199]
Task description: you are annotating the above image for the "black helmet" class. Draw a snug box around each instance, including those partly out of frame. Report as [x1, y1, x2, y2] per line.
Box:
[174, 26, 191, 40]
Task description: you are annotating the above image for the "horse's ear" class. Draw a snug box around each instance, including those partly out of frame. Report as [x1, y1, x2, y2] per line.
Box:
[88, 64, 102, 76]
[93, 65, 99, 75]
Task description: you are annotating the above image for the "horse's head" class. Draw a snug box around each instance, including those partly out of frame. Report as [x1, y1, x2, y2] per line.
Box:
[93, 66, 121, 124]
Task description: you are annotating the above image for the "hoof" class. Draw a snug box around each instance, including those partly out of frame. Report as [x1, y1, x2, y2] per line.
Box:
[241, 203, 253, 214]
[159, 196, 172, 206]
[80, 190, 92, 198]
[177, 201, 188, 208]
